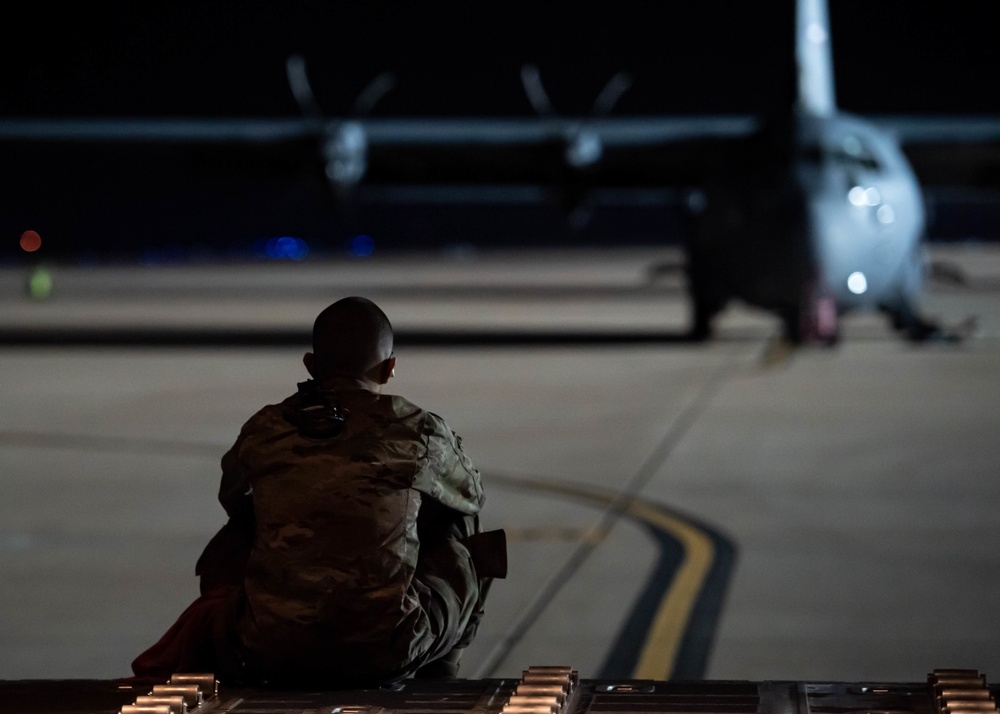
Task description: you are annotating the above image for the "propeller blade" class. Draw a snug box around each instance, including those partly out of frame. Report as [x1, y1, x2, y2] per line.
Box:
[285, 54, 324, 125]
[352, 72, 396, 117]
[592, 71, 633, 116]
[520, 64, 556, 117]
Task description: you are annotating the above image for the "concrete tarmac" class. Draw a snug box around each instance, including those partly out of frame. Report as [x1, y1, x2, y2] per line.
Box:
[1, 244, 998, 684]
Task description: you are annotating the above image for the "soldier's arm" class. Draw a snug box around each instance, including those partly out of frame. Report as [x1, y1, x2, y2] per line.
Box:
[218, 435, 254, 521]
[195, 435, 255, 592]
[414, 413, 508, 581]
[413, 412, 484, 515]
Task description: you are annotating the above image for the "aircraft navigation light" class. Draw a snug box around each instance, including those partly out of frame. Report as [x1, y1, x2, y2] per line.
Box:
[847, 271, 868, 294]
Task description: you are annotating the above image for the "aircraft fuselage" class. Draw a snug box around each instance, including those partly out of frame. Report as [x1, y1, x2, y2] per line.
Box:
[683, 109, 928, 343]
[799, 112, 926, 313]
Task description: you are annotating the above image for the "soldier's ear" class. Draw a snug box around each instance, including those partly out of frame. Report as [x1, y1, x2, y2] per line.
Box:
[378, 355, 396, 384]
[303, 352, 318, 378]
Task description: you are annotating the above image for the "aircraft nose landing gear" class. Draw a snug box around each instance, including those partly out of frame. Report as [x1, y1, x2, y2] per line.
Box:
[783, 285, 840, 347]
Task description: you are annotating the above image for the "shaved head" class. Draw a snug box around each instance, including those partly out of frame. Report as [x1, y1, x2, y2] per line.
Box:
[311, 297, 393, 378]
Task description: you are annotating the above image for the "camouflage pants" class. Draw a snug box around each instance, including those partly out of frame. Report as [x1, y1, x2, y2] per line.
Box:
[194, 513, 504, 686]
[411, 513, 507, 679]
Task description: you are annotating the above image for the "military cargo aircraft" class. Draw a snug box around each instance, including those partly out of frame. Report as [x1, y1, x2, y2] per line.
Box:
[2, 0, 999, 344]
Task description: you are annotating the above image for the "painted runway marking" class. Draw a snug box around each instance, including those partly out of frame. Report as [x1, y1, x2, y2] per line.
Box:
[628, 500, 714, 679]
[477, 352, 742, 679]
[489, 473, 735, 680]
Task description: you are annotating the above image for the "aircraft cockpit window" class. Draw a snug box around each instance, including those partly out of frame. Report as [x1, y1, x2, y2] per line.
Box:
[842, 135, 864, 157]
[830, 135, 880, 171]
[797, 137, 880, 172]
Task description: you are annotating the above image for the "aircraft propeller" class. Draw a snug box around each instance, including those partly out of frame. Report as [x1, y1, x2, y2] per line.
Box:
[520, 63, 631, 170]
[519, 64, 632, 226]
[285, 54, 395, 195]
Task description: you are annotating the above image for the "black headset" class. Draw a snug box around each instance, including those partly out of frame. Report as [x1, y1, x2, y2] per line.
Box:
[294, 380, 347, 439]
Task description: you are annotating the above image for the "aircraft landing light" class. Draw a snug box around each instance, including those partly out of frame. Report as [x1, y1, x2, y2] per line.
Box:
[877, 204, 896, 224]
[847, 271, 868, 294]
[848, 186, 881, 207]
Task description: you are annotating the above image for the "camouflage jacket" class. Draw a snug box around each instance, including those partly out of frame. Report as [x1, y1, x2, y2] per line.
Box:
[217, 377, 484, 679]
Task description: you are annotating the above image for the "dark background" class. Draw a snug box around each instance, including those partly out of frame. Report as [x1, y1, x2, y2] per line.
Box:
[4, 1, 1000, 263]
[6, 1, 1000, 117]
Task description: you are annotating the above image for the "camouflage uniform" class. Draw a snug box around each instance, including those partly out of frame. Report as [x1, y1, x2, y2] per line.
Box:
[216, 376, 486, 686]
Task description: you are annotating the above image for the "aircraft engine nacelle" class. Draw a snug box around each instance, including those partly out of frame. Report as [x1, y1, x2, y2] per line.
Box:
[564, 126, 603, 169]
[322, 120, 368, 190]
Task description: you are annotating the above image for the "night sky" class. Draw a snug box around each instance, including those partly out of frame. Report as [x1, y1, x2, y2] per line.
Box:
[5, 0, 1000, 119]
[4, 1, 1000, 260]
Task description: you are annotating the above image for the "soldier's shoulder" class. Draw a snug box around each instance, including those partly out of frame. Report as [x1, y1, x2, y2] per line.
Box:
[380, 392, 427, 417]
[239, 394, 298, 431]
[380, 394, 459, 432]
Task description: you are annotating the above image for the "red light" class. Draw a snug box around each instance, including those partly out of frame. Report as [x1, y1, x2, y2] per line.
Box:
[20, 230, 42, 253]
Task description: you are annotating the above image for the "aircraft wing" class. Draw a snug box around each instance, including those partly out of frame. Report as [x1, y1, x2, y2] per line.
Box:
[0, 113, 762, 258]
[0, 115, 759, 204]
[358, 117, 759, 202]
[0, 118, 316, 144]
[5, 113, 998, 190]
[868, 115, 1000, 189]
[9, 112, 997, 204]
[5, 111, 999, 258]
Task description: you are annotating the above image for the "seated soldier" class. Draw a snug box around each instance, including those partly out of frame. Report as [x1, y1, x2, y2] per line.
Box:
[131, 296, 504, 687]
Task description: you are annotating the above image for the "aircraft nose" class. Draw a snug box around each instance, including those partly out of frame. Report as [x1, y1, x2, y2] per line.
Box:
[808, 199, 874, 307]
